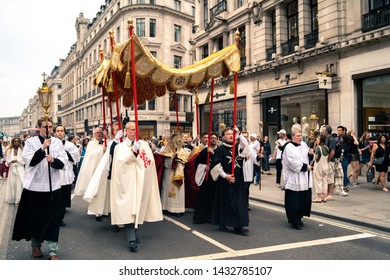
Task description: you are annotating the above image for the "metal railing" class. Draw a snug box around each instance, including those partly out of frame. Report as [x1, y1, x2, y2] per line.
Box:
[266, 45, 276, 61]
[281, 37, 299, 56]
[305, 29, 318, 49]
[362, 5, 390, 32]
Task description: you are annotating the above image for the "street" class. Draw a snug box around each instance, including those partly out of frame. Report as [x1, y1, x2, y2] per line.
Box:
[2, 192, 390, 260]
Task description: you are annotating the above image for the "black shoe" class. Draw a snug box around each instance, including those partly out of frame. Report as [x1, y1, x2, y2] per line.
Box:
[113, 225, 121, 232]
[248, 207, 251, 211]
[175, 213, 183, 217]
[291, 223, 302, 230]
[233, 227, 249, 235]
[219, 225, 231, 232]
[129, 241, 137, 252]
[60, 220, 66, 227]
[298, 220, 304, 227]
[136, 237, 141, 244]
[95, 216, 102, 222]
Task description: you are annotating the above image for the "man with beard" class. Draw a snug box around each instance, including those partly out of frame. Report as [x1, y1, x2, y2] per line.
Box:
[210, 126, 250, 235]
[12, 118, 67, 260]
[193, 132, 219, 224]
[53, 125, 80, 226]
[282, 127, 312, 230]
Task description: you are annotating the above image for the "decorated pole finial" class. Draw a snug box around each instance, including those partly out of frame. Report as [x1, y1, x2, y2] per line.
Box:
[41, 72, 47, 82]
[128, 17, 134, 28]
[235, 29, 240, 48]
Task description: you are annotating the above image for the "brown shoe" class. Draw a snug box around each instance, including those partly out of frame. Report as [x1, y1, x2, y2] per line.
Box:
[48, 255, 59, 260]
[32, 247, 43, 258]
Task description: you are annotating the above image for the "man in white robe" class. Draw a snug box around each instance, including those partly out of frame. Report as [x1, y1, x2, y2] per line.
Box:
[12, 118, 67, 260]
[282, 127, 312, 230]
[54, 125, 81, 226]
[73, 127, 104, 206]
[83, 122, 121, 222]
[110, 122, 163, 252]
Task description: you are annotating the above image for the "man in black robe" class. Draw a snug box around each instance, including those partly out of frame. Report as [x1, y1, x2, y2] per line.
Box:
[193, 132, 219, 224]
[210, 126, 250, 235]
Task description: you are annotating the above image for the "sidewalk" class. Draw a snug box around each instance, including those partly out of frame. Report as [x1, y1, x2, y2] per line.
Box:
[249, 167, 390, 232]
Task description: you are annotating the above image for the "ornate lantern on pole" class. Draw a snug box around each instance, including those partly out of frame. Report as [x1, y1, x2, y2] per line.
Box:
[309, 111, 318, 137]
[37, 74, 53, 196]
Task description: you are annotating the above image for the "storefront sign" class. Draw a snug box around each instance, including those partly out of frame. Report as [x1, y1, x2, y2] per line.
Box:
[318, 76, 332, 89]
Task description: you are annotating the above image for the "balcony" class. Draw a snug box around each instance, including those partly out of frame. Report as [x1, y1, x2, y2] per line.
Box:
[210, 0, 227, 22]
[281, 37, 299, 56]
[362, 5, 390, 32]
[305, 29, 318, 49]
[266, 45, 276, 61]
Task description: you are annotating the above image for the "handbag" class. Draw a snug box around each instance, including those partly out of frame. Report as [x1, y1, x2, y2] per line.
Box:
[366, 167, 375, 183]
[373, 156, 384, 166]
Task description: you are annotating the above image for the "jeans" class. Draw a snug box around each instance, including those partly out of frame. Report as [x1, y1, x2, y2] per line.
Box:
[341, 156, 351, 187]
[31, 238, 58, 256]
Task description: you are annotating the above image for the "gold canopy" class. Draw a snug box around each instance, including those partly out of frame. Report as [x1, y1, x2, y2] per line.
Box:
[94, 33, 241, 107]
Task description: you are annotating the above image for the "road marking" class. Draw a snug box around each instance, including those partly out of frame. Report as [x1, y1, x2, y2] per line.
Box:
[176, 233, 375, 260]
[249, 200, 390, 240]
[164, 215, 234, 252]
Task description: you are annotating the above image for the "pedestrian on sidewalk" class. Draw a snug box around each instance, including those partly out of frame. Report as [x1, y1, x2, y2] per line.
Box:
[282, 127, 312, 230]
[11, 118, 67, 260]
[312, 134, 329, 203]
[261, 135, 272, 175]
[367, 134, 389, 192]
[4, 137, 24, 204]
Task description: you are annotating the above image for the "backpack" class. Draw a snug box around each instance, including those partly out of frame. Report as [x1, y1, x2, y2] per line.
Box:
[334, 142, 342, 158]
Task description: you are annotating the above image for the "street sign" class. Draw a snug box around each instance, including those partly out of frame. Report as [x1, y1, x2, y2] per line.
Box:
[318, 76, 332, 89]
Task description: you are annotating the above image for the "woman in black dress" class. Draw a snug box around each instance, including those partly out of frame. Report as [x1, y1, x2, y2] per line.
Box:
[368, 134, 389, 192]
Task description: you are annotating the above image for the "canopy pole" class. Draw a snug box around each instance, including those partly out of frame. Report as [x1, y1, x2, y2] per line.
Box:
[195, 89, 200, 139]
[206, 78, 215, 180]
[128, 18, 139, 140]
[174, 91, 180, 134]
[231, 29, 240, 173]
[108, 97, 114, 138]
[99, 48, 107, 147]
[109, 30, 122, 139]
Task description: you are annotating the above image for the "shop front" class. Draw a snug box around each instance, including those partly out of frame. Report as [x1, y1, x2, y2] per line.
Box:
[355, 71, 390, 140]
[261, 83, 326, 145]
[200, 97, 247, 137]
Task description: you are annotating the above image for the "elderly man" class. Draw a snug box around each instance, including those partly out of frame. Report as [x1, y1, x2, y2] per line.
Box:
[12, 118, 67, 260]
[110, 122, 163, 252]
[282, 127, 312, 230]
[73, 127, 105, 219]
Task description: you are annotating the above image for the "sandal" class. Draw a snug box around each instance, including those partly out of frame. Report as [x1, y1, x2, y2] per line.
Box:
[383, 188, 389, 192]
[312, 199, 322, 203]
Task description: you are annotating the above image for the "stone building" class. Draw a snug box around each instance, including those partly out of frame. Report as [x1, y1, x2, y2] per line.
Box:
[192, 0, 390, 144]
[59, 0, 195, 138]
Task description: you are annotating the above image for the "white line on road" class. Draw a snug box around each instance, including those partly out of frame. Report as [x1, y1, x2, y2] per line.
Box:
[176, 233, 375, 260]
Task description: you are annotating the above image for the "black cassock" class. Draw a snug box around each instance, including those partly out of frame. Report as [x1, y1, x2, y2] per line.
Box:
[211, 143, 249, 228]
[193, 148, 216, 224]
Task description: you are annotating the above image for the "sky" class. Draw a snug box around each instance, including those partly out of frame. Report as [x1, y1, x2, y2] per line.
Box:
[0, 0, 104, 118]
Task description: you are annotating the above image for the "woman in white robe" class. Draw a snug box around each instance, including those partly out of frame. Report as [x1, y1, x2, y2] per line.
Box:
[5, 138, 24, 204]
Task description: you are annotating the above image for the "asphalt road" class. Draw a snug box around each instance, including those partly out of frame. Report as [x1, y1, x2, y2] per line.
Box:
[3, 195, 390, 260]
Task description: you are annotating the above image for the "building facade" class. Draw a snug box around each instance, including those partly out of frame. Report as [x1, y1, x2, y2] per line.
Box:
[59, 0, 195, 138]
[192, 0, 390, 144]
[0, 117, 20, 139]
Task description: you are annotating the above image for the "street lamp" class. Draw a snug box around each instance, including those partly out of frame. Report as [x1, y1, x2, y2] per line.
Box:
[309, 111, 318, 137]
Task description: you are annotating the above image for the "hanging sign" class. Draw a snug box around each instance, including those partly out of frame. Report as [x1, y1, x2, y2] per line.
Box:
[318, 76, 332, 89]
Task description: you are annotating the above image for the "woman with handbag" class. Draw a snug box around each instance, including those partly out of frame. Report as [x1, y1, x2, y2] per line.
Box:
[368, 134, 389, 192]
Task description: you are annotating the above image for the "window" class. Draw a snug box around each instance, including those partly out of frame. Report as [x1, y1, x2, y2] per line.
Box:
[148, 98, 156, 110]
[216, 36, 223, 51]
[150, 0, 155, 4]
[238, 26, 246, 69]
[137, 0, 145, 4]
[310, 0, 318, 32]
[174, 0, 181, 11]
[58, 105, 62, 111]
[150, 51, 157, 57]
[203, 0, 208, 29]
[287, 1, 299, 39]
[136, 18, 146, 37]
[173, 55, 182, 68]
[138, 103, 146, 110]
[58, 94, 61, 101]
[174, 25, 181, 42]
[150, 19, 156, 37]
[116, 26, 121, 43]
[236, 0, 244, 8]
[369, 0, 390, 10]
[202, 44, 209, 59]
[58, 84, 62, 89]
[192, 6, 195, 16]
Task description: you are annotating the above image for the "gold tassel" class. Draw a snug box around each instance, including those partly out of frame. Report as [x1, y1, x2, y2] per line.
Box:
[195, 89, 199, 105]
[229, 79, 235, 95]
[124, 71, 131, 89]
[107, 74, 114, 93]
[205, 88, 211, 104]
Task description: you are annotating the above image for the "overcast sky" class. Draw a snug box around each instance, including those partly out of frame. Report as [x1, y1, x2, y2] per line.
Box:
[0, 0, 104, 118]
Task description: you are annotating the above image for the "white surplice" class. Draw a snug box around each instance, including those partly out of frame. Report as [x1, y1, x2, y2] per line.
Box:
[5, 147, 24, 203]
[73, 139, 104, 196]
